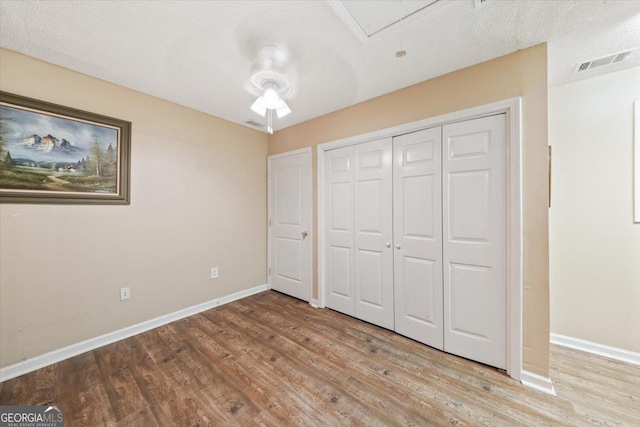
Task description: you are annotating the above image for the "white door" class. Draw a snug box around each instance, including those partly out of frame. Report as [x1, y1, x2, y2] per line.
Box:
[442, 114, 507, 369]
[393, 127, 444, 350]
[325, 145, 356, 315]
[269, 149, 312, 302]
[354, 139, 394, 329]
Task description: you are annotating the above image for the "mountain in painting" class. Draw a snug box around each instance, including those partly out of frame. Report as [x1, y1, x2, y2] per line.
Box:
[21, 134, 84, 154]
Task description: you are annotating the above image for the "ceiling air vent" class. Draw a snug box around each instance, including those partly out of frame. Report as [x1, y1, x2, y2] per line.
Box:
[578, 61, 591, 72]
[244, 119, 264, 128]
[576, 49, 635, 72]
[613, 51, 631, 63]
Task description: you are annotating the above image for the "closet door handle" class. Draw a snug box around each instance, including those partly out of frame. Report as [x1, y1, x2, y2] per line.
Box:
[385, 242, 391, 248]
[395, 244, 401, 249]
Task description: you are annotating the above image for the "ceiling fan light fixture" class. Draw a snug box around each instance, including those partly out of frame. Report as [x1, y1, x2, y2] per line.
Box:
[250, 96, 267, 116]
[247, 46, 294, 132]
[276, 99, 291, 118]
[262, 86, 281, 109]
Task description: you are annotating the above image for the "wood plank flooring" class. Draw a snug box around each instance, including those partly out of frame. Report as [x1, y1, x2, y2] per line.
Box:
[1, 291, 638, 426]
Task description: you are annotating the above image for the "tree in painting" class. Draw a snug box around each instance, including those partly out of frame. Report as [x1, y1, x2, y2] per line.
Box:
[3, 151, 15, 169]
[88, 137, 104, 176]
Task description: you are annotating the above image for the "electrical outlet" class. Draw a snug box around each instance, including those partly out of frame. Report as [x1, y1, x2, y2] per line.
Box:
[211, 267, 219, 279]
[120, 287, 130, 301]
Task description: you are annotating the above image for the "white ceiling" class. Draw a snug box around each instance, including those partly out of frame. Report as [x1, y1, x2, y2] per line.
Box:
[1, 0, 639, 133]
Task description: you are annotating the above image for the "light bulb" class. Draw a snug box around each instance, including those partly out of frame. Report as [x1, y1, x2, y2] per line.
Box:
[276, 99, 291, 118]
[263, 87, 280, 109]
[250, 97, 267, 116]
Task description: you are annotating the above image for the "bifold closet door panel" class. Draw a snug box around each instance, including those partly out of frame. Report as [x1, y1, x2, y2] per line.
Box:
[354, 138, 394, 329]
[442, 114, 507, 369]
[393, 127, 444, 350]
[325, 145, 355, 316]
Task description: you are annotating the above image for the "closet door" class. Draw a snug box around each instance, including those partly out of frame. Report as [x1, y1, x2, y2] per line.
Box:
[442, 114, 507, 369]
[393, 127, 444, 350]
[354, 138, 394, 329]
[325, 145, 355, 315]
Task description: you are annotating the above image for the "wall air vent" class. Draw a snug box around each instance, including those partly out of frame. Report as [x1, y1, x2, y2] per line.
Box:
[244, 120, 264, 128]
[576, 48, 636, 73]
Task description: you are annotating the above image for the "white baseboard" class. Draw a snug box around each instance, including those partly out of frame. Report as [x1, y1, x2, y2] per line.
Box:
[0, 284, 268, 383]
[309, 298, 320, 308]
[550, 333, 640, 366]
[520, 370, 556, 396]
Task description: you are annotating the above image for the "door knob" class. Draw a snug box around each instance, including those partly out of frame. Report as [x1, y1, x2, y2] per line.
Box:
[385, 242, 391, 248]
[302, 231, 308, 239]
[395, 244, 401, 249]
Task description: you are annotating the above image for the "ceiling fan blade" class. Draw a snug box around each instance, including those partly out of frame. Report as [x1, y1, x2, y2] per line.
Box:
[276, 99, 291, 118]
[250, 96, 267, 116]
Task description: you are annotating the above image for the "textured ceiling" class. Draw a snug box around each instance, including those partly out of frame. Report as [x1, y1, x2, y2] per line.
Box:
[1, 0, 639, 133]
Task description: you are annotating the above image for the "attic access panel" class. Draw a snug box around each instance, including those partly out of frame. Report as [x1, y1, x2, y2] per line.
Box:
[329, 0, 447, 41]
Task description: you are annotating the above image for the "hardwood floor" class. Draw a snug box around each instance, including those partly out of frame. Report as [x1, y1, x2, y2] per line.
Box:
[1, 291, 638, 426]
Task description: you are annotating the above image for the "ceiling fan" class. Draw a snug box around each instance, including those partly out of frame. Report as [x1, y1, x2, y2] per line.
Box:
[247, 46, 293, 134]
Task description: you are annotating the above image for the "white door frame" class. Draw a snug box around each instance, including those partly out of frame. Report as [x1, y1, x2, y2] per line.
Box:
[317, 98, 523, 381]
[267, 147, 313, 299]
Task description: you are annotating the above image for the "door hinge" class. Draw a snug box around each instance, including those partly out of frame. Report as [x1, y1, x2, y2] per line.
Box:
[268, 268, 271, 275]
[269, 219, 271, 227]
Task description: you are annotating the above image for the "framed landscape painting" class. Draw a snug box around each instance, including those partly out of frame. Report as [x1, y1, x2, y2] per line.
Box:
[0, 91, 131, 204]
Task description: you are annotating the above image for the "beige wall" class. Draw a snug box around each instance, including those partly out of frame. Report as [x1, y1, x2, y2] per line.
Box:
[269, 44, 550, 376]
[549, 66, 640, 353]
[0, 49, 268, 368]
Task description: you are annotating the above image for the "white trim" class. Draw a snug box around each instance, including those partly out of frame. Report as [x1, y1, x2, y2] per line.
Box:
[507, 98, 523, 380]
[0, 284, 268, 383]
[316, 99, 522, 153]
[317, 150, 327, 309]
[325, 0, 368, 43]
[520, 370, 556, 396]
[317, 98, 523, 380]
[268, 156, 272, 288]
[551, 333, 640, 366]
[326, 0, 454, 43]
[634, 101, 639, 223]
[267, 147, 313, 301]
[268, 146, 312, 160]
[309, 298, 320, 308]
